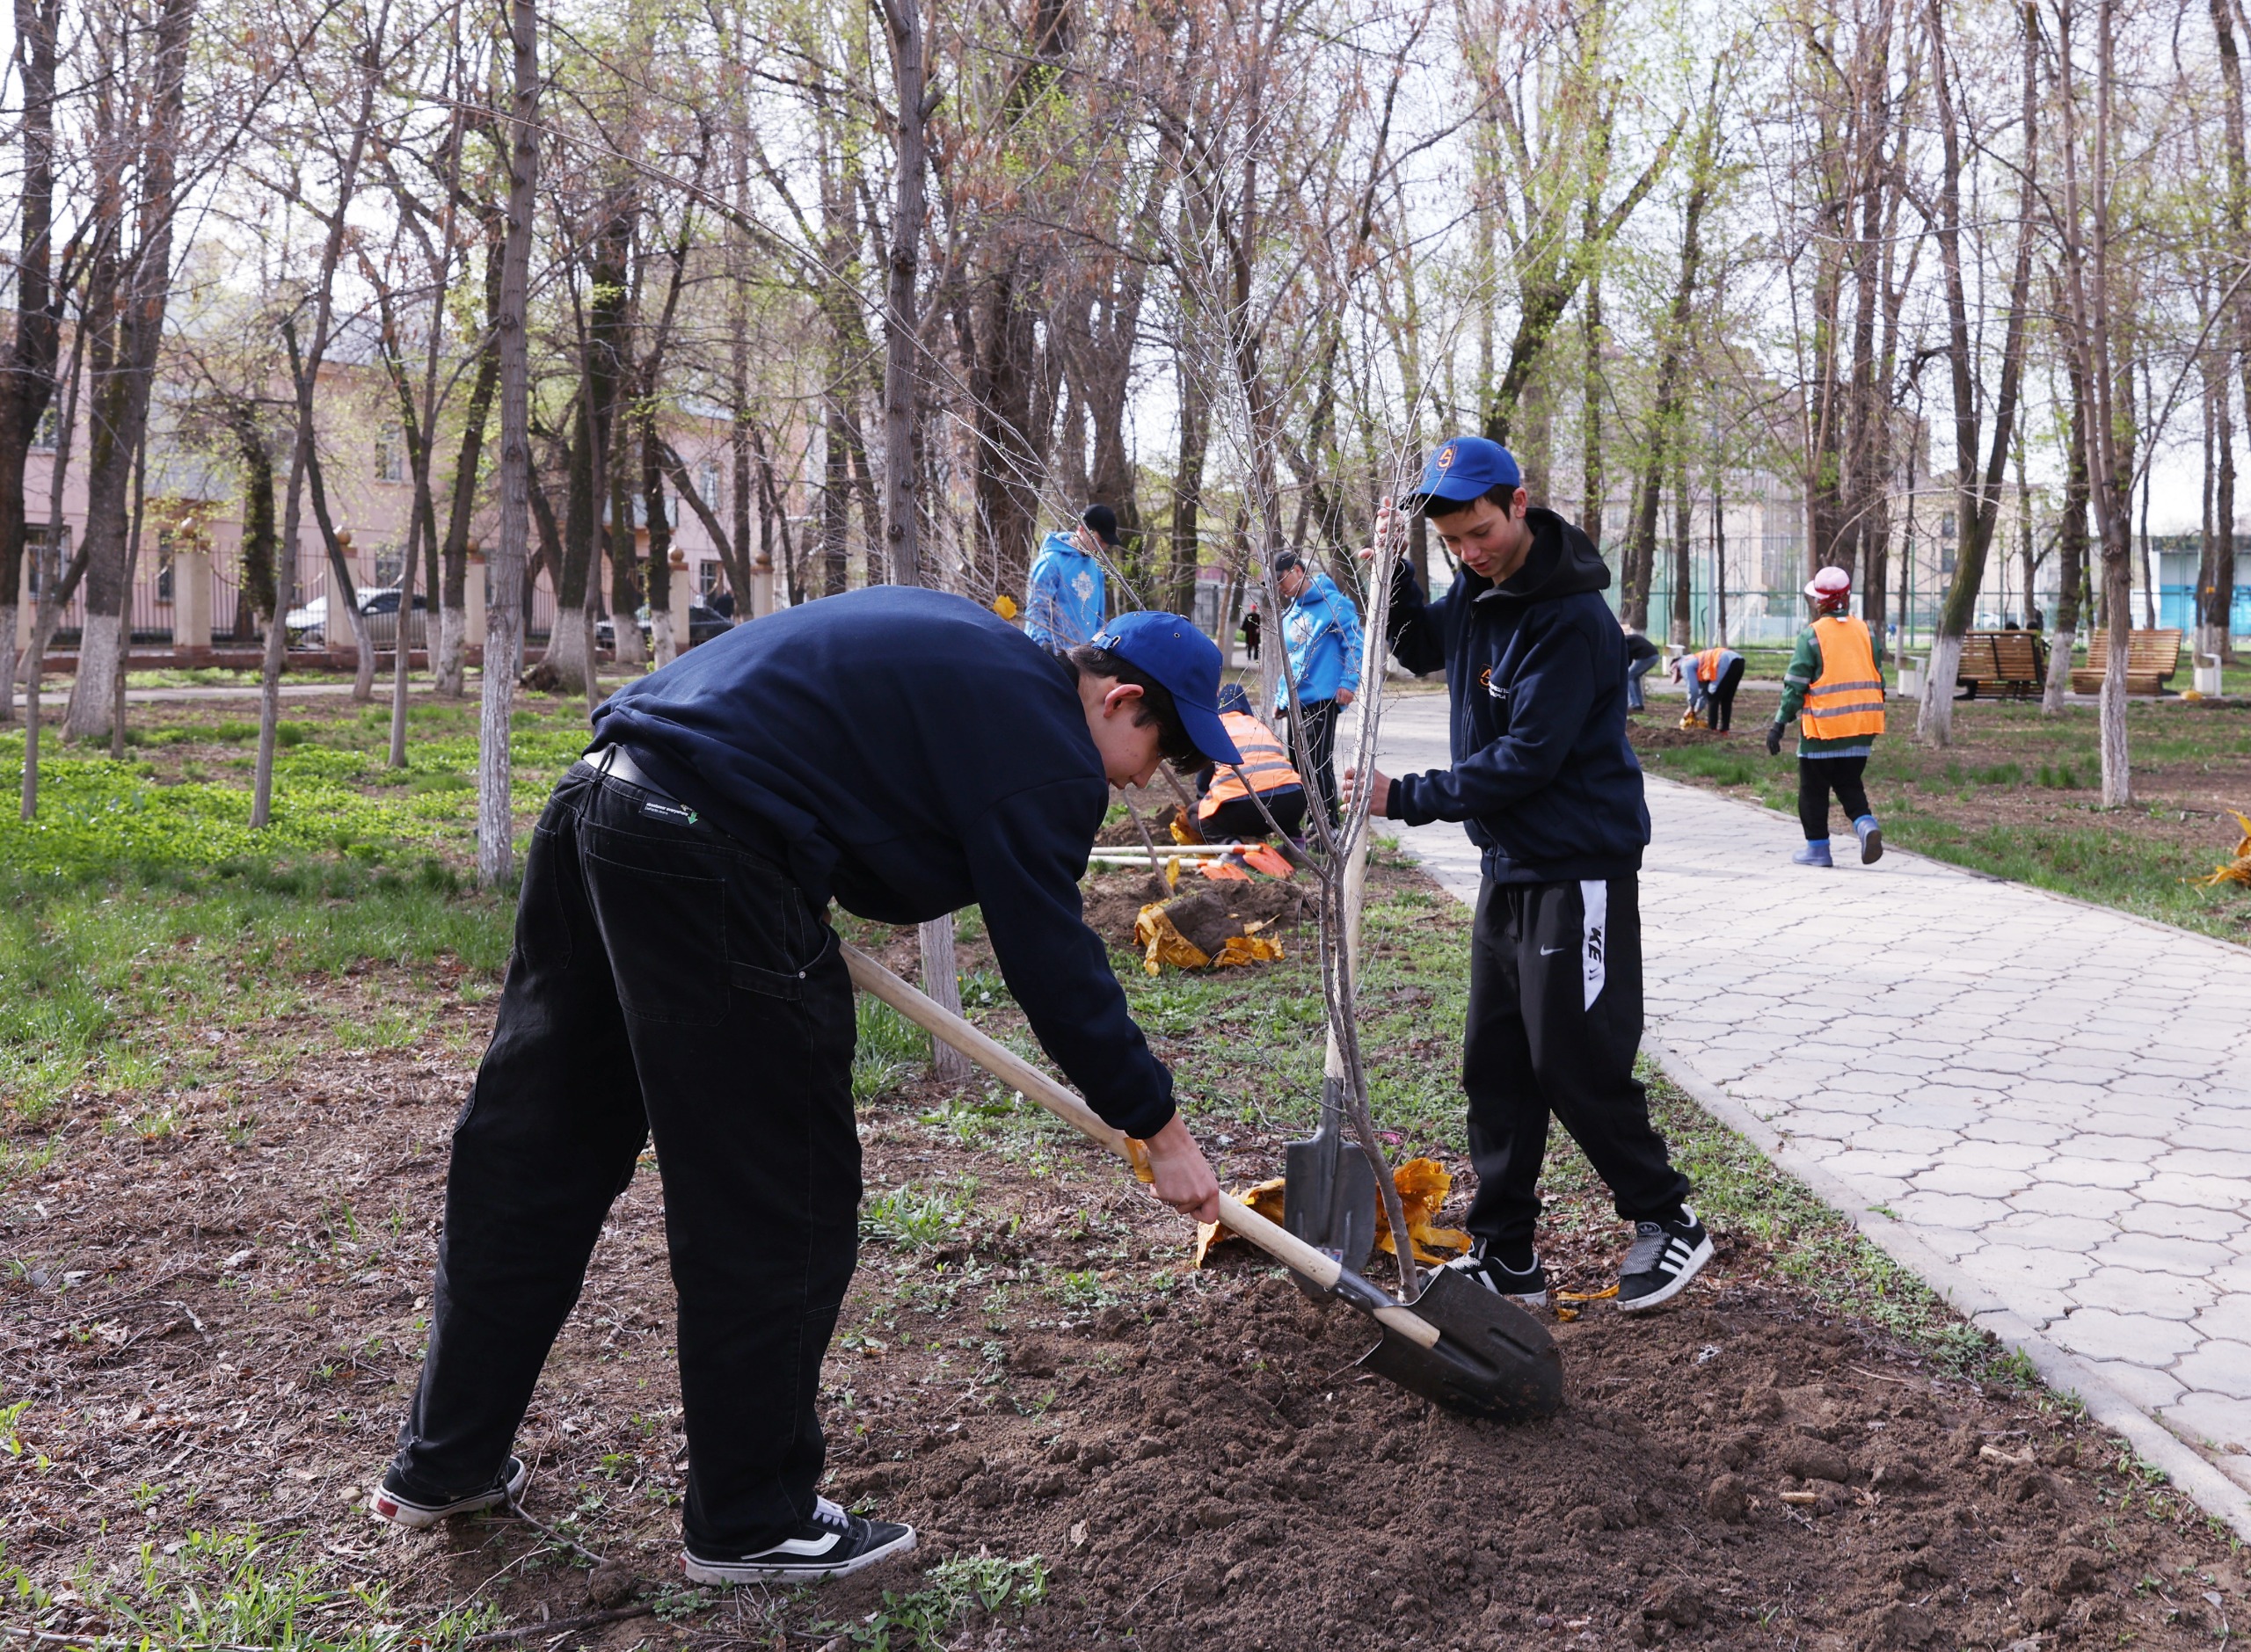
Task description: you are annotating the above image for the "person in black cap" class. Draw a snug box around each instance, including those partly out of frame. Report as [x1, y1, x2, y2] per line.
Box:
[1024, 505, 1118, 651]
[1343, 437, 1709, 1320]
[371, 588, 1227, 1586]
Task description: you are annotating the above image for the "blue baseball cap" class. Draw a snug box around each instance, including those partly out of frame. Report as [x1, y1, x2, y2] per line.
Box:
[1415, 436, 1522, 504]
[1088, 611, 1242, 767]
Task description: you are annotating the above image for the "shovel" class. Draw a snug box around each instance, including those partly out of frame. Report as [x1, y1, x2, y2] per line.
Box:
[1284, 814, 1379, 1301]
[842, 942, 1563, 1424]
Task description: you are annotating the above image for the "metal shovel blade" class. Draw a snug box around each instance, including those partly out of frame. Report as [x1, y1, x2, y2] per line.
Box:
[1283, 1075, 1378, 1303]
[1359, 1268, 1564, 1423]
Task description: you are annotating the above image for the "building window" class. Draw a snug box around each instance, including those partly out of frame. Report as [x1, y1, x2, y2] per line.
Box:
[31, 404, 59, 451]
[374, 547, 404, 586]
[697, 560, 720, 596]
[697, 458, 720, 508]
[24, 522, 69, 590]
[375, 429, 407, 484]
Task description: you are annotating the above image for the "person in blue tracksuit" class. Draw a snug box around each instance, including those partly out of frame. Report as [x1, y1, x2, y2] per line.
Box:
[1023, 504, 1118, 652]
[1270, 549, 1364, 826]
[1343, 436, 1708, 1321]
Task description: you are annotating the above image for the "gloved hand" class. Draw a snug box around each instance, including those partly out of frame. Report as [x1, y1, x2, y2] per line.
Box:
[1765, 723, 1783, 757]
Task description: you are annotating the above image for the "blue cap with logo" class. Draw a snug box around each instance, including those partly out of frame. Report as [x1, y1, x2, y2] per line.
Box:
[1415, 436, 1522, 504]
[1088, 611, 1243, 767]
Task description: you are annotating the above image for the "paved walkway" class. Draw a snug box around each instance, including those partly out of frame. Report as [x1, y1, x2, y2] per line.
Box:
[1369, 690, 2251, 1535]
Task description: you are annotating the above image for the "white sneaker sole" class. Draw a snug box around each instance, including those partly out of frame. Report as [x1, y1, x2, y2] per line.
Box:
[1616, 1234, 1715, 1314]
[370, 1457, 528, 1529]
[683, 1525, 916, 1585]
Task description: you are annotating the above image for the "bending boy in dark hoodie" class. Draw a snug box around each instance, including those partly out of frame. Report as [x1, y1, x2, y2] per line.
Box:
[370, 590, 1226, 1586]
[1344, 438, 1711, 1314]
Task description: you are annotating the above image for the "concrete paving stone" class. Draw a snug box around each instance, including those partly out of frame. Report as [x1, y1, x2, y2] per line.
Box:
[2191, 1295, 2251, 1344]
[2116, 1203, 2248, 1243]
[2080, 1359, 2189, 1411]
[2087, 1233, 2241, 1275]
[1848, 1123, 1971, 1156]
[2138, 1173, 2251, 1212]
[2007, 1183, 2137, 1221]
[1910, 1162, 2034, 1199]
[2161, 1390, 2251, 1452]
[2029, 1156, 2152, 1191]
[2147, 1148, 2251, 1182]
[2048, 1307, 2205, 1364]
[2054, 1133, 2177, 1164]
[1970, 1242, 2100, 1290]
[2069, 1267, 2218, 1320]
[1976, 1117, 2073, 1147]
[2009, 1077, 2123, 1106]
[1942, 1139, 2057, 1172]
[1891, 1190, 2015, 1230]
[2070, 1108, 2195, 1139]
[1824, 1148, 1942, 1181]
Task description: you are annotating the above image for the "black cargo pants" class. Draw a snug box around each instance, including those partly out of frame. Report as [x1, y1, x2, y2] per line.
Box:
[1461, 874, 1690, 1255]
[388, 758, 859, 1555]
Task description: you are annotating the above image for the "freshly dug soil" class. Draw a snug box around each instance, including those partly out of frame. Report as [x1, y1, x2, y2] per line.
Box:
[4, 863, 2240, 1649]
[1080, 868, 1309, 955]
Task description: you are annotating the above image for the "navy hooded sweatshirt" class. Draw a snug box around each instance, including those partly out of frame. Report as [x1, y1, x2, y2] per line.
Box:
[589, 586, 1174, 1139]
[1384, 507, 1650, 884]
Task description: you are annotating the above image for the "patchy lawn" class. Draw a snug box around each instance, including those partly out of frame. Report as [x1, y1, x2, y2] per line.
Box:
[1634, 689, 2251, 946]
[2, 692, 2245, 1649]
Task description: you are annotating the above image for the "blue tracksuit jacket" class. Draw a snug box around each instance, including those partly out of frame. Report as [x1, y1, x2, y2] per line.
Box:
[1023, 533, 1106, 651]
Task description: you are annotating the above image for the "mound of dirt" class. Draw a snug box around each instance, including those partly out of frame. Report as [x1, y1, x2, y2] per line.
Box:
[1080, 870, 1309, 953]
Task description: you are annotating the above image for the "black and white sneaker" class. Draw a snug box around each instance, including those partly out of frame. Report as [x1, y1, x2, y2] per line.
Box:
[1615, 1207, 1714, 1314]
[369, 1455, 528, 1529]
[682, 1496, 916, 1584]
[1440, 1241, 1548, 1310]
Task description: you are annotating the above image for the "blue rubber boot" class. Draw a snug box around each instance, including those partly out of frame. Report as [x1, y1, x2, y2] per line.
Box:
[1792, 840, 1833, 868]
[1854, 815, 1883, 864]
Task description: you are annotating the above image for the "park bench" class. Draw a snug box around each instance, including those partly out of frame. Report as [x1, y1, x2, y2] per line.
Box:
[1955, 630, 2047, 700]
[2069, 628, 2182, 696]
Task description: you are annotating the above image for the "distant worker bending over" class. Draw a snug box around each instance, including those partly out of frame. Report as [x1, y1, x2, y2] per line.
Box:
[1023, 504, 1118, 652]
[1195, 684, 1307, 843]
[1766, 566, 1885, 867]
[1675, 644, 1745, 731]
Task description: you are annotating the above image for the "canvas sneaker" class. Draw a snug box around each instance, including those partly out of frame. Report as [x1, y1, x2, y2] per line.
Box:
[1616, 1208, 1715, 1314]
[370, 1455, 528, 1529]
[682, 1496, 916, 1584]
[1439, 1241, 1548, 1310]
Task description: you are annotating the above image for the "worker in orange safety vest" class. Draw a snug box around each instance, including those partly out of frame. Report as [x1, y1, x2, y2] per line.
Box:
[1194, 684, 1308, 842]
[1765, 566, 1885, 867]
[1672, 644, 1745, 731]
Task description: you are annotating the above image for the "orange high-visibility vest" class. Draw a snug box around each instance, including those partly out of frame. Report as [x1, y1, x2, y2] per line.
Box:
[1800, 616, 1886, 740]
[1198, 711, 1302, 819]
[1694, 647, 1727, 682]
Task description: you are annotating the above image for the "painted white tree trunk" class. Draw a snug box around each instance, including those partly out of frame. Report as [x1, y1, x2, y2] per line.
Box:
[650, 607, 677, 668]
[543, 610, 595, 693]
[433, 603, 466, 696]
[346, 602, 375, 702]
[1916, 630, 1963, 746]
[612, 607, 645, 669]
[64, 609, 121, 739]
[2041, 624, 2075, 713]
[2099, 658, 2131, 804]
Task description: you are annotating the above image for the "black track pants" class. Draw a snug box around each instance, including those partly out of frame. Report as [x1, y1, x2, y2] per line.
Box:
[1796, 755, 1872, 841]
[1198, 788, 1307, 841]
[390, 762, 860, 1555]
[1708, 656, 1745, 731]
[1461, 875, 1690, 1254]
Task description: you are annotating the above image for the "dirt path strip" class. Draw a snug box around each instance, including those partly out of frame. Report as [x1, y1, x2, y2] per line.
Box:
[1372, 690, 2251, 1541]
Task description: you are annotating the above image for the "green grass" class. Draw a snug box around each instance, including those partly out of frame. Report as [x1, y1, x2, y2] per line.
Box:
[816, 1554, 1048, 1651]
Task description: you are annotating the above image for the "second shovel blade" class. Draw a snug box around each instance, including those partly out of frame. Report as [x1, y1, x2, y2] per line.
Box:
[1359, 1267, 1564, 1423]
[1285, 1080, 1380, 1301]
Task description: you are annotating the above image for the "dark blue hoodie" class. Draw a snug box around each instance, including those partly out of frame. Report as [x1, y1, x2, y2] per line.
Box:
[590, 586, 1174, 1139]
[1384, 507, 1650, 883]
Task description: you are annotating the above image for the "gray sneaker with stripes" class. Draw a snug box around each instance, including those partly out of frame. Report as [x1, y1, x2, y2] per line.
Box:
[1615, 1207, 1713, 1313]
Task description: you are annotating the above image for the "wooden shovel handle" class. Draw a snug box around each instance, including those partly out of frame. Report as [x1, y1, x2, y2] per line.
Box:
[841, 941, 1439, 1350]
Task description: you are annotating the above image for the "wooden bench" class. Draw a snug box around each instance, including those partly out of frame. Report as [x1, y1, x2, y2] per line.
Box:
[2069, 628, 2182, 695]
[1955, 630, 2047, 700]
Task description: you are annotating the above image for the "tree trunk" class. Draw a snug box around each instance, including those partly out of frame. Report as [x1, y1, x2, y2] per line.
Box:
[299, 430, 374, 699]
[1580, 264, 1605, 549]
[1169, 349, 1209, 618]
[480, 0, 538, 888]
[437, 237, 503, 696]
[0, 0, 62, 728]
[1669, 465, 1692, 647]
[2220, 0, 2249, 660]
[2043, 360, 2091, 712]
[644, 423, 676, 667]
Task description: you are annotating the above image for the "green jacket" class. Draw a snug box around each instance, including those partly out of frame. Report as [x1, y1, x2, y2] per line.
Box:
[1774, 620, 1886, 758]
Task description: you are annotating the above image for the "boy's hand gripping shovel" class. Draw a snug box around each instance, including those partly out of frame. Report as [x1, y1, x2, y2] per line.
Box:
[842, 942, 1563, 1423]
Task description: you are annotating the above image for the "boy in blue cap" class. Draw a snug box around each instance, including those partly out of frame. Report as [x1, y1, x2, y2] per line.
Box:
[373, 590, 1227, 1585]
[1344, 438, 1709, 1317]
